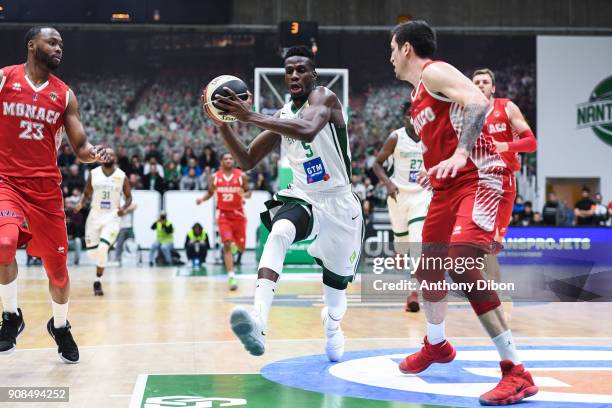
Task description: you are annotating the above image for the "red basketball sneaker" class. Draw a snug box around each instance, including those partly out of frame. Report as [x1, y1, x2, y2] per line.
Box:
[479, 360, 539, 406]
[398, 336, 456, 374]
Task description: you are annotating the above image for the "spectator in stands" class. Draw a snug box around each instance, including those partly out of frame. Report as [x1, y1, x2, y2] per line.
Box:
[144, 142, 163, 164]
[142, 158, 166, 194]
[62, 164, 85, 197]
[181, 157, 202, 177]
[180, 168, 203, 190]
[180, 146, 197, 168]
[363, 177, 376, 207]
[362, 199, 376, 239]
[199, 145, 219, 171]
[254, 172, 273, 194]
[149, 211, 175, 266]
[513, 195, 525, 218]
[352, 174, 367, 201]
[164, 161, 181, 190]
[184, 222, 210, 268]
[542, 191, 566, 226]
[593, 193, 609, 226]
[532, 212, 544, 226]
[562, 200, 575, 226]
[129, 173, 144, 190]
[128, 154, 144, 178]
[520, 201, 535, 226]
[574, 187, 595, 225]
[144, 156, 165, 177]
[116, 146, 130, 174]
[65, 187, 83, 209]
[169, 151, 183, 173]
[57, 144, 76, 172]
[65, 203, 83, 266]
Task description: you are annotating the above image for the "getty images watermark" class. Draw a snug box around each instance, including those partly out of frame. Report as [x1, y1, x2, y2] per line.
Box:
[369, 253, 515, 293]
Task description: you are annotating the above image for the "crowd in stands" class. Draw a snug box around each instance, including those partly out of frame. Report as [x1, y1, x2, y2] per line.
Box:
[511, 188, 612, 227]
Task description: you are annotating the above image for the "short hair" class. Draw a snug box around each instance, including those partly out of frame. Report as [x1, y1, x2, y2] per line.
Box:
[24, 26, 55, 48]
[582, 186, 591, 193]
[472, 68, 496, 86]
[391, 20, 436, 59]
[284, 46, 315, 67]
[221, 152, 233, 159]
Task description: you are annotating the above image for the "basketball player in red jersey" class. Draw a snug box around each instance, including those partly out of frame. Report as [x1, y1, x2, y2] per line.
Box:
[196, 153, 251, 291]
[390, 21, 538, 405]
[0, 27, 111, 363]
[472, 68, 537, 319]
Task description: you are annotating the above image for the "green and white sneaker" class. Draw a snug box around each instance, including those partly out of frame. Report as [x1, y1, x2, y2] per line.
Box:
[228, 276, 238, 291]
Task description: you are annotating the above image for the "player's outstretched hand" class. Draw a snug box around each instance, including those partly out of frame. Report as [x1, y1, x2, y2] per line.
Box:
[416, 170, 433, 191]
[213, 87, 253, 122]
[386, 182, 399, 201]
[91, 145, 113, 163]
[427, 150, 468, 179]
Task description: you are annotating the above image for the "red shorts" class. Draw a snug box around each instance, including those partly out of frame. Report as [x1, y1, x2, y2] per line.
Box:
[217, 209, 246, 250]
[0, 176, 68, 285]
[423, 170, 513, 250]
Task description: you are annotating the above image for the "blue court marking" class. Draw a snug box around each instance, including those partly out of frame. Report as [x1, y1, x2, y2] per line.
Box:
[261, 346, 612, 408]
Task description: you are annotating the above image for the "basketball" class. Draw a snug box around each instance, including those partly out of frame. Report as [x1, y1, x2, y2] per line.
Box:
[203, 75, 249, 122]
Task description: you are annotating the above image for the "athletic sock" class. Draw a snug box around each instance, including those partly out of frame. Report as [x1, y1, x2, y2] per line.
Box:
[228, 270, 235, 278]
[426, 321, 446, 345]
[253, 278, 277, 328]
[323, 284, 347, 330]
[52, 300, 68, 329]
[0, 279, 18, 313]
[492, 329, 521, 364]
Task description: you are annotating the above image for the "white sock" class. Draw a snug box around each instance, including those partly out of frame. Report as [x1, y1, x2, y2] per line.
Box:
[228, 270, 235, 278]
[0, 279, 18, 313]
[492, 330, 521, 364]
[52, 300, 68, 329]
[323, 284, 347, 330]
[426, 321, 446, 345]
[253, 278, 277, 328]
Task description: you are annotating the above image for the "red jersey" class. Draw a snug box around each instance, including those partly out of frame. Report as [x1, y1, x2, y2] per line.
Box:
[410, 60, 506, 190]
[214, 168, 245, 212]
[0, 64, 69, 181]
[483, 98, 520, 171]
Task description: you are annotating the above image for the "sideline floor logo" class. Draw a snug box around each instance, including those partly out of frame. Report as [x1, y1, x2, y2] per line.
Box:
[577, 75, 612, 146]
[262, 346, 612, 407]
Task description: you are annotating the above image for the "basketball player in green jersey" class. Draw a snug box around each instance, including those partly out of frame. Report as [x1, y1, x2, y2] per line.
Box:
[202, 46, 364, 362]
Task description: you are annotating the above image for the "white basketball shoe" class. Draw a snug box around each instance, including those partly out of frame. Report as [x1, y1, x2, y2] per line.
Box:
[230, 306, 266, 356]
[321, 307, 344, 362]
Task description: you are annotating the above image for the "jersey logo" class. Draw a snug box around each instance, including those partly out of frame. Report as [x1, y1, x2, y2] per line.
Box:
[488, 123, 507, 133]
[50, 92, 58, 101]
[303, 157, 329, 184]
[12, 83, 22, 92]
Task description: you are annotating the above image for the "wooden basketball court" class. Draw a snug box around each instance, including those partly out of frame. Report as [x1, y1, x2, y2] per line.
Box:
[2, 255, 612, 408]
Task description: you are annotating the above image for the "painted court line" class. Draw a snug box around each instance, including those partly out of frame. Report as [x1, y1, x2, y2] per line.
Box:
[129, 374, 148, 408]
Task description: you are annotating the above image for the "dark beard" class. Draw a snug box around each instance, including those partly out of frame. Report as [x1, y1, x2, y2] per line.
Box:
[102, 162, 114, 169]
[35, 48, 59, 71]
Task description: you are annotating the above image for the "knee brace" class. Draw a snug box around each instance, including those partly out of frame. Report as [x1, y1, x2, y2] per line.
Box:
[0, 224, 19, 265]
[258, 219, 296, 275]
[42, 255, 69, 289]
[447, 244, 501, 316]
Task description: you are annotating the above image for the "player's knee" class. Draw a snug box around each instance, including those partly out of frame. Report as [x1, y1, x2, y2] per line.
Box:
[42, 255, 69, 289]
[268, 219, 297, 249]
[223, 241, 232, 251]
[97, 242, 109, 268]
[0, 225, 19, 265]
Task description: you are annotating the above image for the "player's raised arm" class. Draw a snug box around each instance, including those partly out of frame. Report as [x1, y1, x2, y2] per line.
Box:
[215, 86, 335, 142]
[422, 63, 489, 178]
[117, 177, 133, 217]
[372, 132, 399, 201]
[64, 89, 112, 164]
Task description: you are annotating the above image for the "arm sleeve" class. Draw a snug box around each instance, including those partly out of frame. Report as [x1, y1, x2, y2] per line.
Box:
[507, 129, 537, 153]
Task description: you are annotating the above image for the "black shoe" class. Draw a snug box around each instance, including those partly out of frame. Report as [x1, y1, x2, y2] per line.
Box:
[46, 318, 79, 364]
[93, 281, 104, 296]
[0, 308, 25, 354]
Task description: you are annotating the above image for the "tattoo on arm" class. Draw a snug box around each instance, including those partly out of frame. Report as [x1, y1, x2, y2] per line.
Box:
[458, 103, 487, 152]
